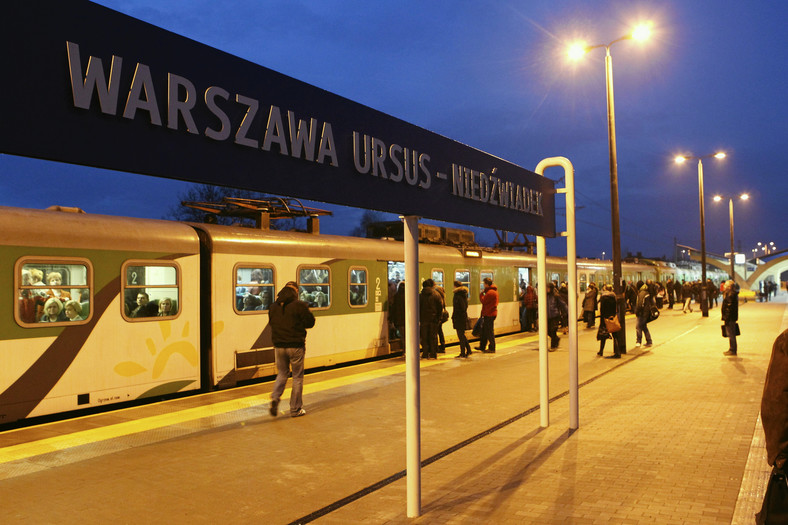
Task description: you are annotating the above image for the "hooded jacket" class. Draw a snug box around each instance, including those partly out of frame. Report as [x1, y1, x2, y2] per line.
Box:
[269, 284, 315, 347]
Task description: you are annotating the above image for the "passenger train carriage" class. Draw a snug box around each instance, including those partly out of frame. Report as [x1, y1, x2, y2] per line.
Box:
[1, 205, 726, 426]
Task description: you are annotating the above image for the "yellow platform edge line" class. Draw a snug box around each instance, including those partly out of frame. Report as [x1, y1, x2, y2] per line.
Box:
[0, 334, 537, 464]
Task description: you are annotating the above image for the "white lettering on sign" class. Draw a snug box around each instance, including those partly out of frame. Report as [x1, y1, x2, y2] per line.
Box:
[352, 132, 431, 189]
[451, 164, 543, 216]
[65, 41, 546, 220]
[65, 41, 339, 167]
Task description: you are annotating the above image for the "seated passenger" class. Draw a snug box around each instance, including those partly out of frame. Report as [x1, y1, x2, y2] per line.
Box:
[45, 271, 71, 302]
[349, 285, 365, 306]
[40, 297, 68, 323]
[314, 286, 328, 307]
[130, 292, 157, 318]
[158, 297, 176, 316]
[64, 300, 83, 321]
[29, 268, 46, 286]
[242, 294, 262, 311]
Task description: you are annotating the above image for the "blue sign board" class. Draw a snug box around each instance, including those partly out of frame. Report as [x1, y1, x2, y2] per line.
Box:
[1, 1, 555, 236]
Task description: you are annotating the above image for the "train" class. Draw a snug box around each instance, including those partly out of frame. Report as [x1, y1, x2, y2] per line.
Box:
[1, 204, 728, 426]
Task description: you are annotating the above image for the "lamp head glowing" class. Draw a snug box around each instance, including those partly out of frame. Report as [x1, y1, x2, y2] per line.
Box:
[674, 155, 687, 164]
[631, 23, 652, 42]
[740, 193, 749, 200]
[713, 195, 723, 202]
[714, 152, 726, 159]
[567, 42, 588, 60]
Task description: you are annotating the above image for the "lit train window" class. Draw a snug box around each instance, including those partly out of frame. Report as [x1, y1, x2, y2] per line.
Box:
[480, 271, 494, 294]
[15, 258, 92, 327]
[517, 267, 529, 289]
[431, 269, 444, 289]
[235, 265, 275, 314]
[122, 261, 180, 321]
[455, 270, 470, 290]
[348, 267, 368, 307]
[579, 273, 587, 292]
[298, 266, 330, 309]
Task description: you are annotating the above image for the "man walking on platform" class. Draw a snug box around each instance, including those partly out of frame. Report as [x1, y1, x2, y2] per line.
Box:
[269, 281, 315, 418]
[477, 277, 499, 353]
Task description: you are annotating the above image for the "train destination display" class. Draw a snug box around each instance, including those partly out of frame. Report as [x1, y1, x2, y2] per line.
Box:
[1, 1, 555, 236]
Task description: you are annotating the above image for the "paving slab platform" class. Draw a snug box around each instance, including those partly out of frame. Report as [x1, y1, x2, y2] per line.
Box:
[1, 293, 786, 524]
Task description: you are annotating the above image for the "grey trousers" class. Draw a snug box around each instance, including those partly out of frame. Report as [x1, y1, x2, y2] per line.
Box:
[271, 346, 305, 414]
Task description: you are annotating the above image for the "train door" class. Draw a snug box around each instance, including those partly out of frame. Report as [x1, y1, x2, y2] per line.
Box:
[387, 261, 406, 347]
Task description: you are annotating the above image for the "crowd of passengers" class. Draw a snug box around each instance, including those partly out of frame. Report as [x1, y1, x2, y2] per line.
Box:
[18, 268, 177, 323]
[518, 277, 729, 333]
[18, 269, 88, 323]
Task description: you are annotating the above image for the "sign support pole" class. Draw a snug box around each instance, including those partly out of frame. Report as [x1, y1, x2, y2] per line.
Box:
[403, 215, 421, 517]
[535, 157, 578, 430]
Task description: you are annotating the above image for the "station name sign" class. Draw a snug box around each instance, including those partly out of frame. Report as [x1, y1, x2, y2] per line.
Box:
[1, 1, 555, 236]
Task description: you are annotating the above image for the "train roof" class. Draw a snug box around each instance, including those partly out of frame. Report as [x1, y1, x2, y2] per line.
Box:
[0, 205, 200, 252]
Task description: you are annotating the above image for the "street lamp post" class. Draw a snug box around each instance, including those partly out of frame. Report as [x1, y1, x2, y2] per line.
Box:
[568, 23, 651, 350]
[674, 152, 726, 317]
[713, 193, 749, 282]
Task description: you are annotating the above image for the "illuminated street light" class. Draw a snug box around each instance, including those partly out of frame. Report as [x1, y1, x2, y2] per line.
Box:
[674, 151, 727, 317]
[567, 22, 652, 349]
[713, 193, 749, 281]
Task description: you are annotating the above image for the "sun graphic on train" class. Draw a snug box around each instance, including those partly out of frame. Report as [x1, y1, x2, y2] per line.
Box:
[112, 321, 223, 398]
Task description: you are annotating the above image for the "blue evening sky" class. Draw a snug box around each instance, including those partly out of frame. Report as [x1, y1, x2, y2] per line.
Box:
[1, 0, 785, 260]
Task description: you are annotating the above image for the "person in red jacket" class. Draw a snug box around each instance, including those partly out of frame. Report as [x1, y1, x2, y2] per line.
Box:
[477, 277, 499, 353]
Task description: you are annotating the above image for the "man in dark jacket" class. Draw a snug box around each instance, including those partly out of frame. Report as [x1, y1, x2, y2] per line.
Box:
[451, 281, 472, 358]
[635, 283, 654, 348]
[419, 279, 442, 359]
[761, 329, 788, 470]
[269, 281, 315, 417]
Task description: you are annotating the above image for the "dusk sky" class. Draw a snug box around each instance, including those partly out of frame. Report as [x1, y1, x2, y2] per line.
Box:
[1, 1, 785, 260]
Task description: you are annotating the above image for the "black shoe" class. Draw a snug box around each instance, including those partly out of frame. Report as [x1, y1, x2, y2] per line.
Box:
[482, 349, 495, 353]
[606, 354, 621, 359]
[475, 346, 484, 351]
[597, 351, 603, 356]
[723, 350, 737, 356]
[269, 400, 279, 417]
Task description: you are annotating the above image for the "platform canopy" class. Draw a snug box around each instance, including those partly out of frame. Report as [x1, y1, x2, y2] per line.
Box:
[2, 1, 555, 236]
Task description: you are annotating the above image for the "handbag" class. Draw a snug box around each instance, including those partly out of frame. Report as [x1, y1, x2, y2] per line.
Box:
[721, 323, 741, 337]
[604, 315, 621, 333]
[756, 464, 788, 524]
[471, 317, 482, 337]
[648, 306, 660, 322]
[440, 309, 449, 324]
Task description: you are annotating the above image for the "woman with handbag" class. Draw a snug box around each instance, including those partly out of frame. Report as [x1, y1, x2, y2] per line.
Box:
[597, 284, 620, 358]
[721, 279, 739, 356]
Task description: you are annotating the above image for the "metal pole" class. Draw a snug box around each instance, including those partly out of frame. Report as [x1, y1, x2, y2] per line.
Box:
[604, 48, 627, 351]
[536, 157, 578, 430]
[697, 160, 709, 317]
[729, 198, 735, 282]
[536, 234, 548, 427]
[402, 215, 421, 517]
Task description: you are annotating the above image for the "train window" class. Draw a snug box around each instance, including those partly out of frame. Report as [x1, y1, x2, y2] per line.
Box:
[431, 269, 444, 289]
[579, 274, 587, 293]
[298, 266, 330, 309]
[235, 265, 275, 313]
[122, 261, 180, 321]
[15, 258, 92, 326]
[349, 267, 368, 307]
[455, 270, 470, 289]
[480, 271, 493, 294]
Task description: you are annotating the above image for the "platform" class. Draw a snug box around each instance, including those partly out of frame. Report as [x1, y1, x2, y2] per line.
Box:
[1, 293, 786, 524]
